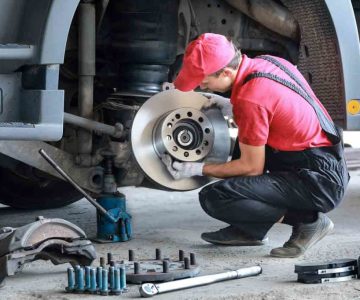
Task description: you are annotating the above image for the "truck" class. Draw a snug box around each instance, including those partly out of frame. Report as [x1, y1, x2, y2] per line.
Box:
[0, 0, 359, 209]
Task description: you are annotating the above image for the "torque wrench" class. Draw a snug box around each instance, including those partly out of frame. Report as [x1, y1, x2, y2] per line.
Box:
[139, 265, 262, 297]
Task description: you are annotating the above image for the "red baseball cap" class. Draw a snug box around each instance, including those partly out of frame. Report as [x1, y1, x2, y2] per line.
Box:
[174, 33, 236, 92]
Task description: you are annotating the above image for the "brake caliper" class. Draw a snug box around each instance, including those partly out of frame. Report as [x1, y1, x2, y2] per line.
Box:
[0, 216, 96, 286]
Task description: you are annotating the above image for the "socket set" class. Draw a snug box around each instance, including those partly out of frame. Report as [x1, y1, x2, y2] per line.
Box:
[65, 248, 200, 294]
[65, 264, 127, 295]
[295, 258, 359, 284]
[120, 249, 201, 283]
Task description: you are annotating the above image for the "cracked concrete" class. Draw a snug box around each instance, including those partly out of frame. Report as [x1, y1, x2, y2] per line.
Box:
[0, 171, 360, 299]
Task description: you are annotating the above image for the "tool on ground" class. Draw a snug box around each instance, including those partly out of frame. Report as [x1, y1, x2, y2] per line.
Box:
[295, 259, 358, 284]
[66, 263, 128, 295]
[0, 216, 96, 286]
[102, 249, 200, 283]
[139, 265, 262, 297]
[39, 148, 132, 242]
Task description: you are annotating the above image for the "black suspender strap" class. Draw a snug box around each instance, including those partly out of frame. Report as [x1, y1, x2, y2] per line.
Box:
[244, 56, 340, 143]
[257, 55, 316, 103]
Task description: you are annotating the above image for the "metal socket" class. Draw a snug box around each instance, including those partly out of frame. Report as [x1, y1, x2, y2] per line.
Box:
[100, 269, 109, 296]
[100, 256, 106, 268]
[107, 252, 113, 265]
[120, 266, 126, 290]
[76, 266, 85, 292]
[190, 253, 196, 265]
[89, 268, 97, 294]
[109, 266, 115, 290]
[129, 249, 134, 261]
[184, 257, 190, 269]
[96, 267, 103, 291]
[156, 248, 162, 260]
[163, 260, 169, 273]
[85, 266, 91, 290]
[134, 262, 140, 274]
[179, 250, 184, 261]
[112, 268, 121, 295]
[66, 267, 75, 292]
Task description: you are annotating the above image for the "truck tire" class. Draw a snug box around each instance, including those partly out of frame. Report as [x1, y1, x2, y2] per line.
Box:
[0, 166, 82, 209]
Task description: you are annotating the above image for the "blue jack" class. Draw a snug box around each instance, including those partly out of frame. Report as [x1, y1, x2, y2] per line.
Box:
[96, 193, 132, 242]
[95, 151, 132, 243]
[39, 149, 132, 243]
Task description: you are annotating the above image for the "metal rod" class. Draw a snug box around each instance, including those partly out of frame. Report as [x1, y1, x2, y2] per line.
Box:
[64, 112, 124, 138]
[139, 266, 262, 297]
[224, 0, 299, 40]
[38, 148, 115, 222]
[78, 2, 96, 154]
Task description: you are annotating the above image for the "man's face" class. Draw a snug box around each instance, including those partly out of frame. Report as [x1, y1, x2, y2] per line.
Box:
[199, 69, 233, 93]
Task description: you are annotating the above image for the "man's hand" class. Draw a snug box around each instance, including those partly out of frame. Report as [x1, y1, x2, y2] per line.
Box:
[161, 154, 204, 180]
[201, 93, 233, 117]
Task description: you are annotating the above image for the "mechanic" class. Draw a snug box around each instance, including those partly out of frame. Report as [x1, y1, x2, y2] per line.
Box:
[162, 33, 349, 258]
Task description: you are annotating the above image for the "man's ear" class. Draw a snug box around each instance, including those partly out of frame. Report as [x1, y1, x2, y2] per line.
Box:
[221, 68, 233, 78]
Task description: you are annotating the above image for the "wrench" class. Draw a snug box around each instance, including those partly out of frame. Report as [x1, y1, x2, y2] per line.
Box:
[139, 265, 262, 297]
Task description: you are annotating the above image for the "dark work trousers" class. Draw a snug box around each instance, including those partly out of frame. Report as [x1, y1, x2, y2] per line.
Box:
[199, 141, 349, 240]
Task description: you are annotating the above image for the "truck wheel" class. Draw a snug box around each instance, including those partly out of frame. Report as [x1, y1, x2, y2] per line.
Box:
[0, 166, 82, 209]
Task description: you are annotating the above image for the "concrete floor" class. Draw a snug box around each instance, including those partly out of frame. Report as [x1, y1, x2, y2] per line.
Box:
[1, 171, 360, 299]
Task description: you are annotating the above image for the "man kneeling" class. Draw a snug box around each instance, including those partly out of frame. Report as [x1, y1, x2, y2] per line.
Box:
[162, 33, 349, 258]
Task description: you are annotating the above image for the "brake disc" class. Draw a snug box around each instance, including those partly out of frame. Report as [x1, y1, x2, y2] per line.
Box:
[131, 89, 232, 191]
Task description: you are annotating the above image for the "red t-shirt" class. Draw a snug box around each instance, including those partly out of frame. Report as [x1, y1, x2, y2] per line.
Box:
[231, 55, 333, 151]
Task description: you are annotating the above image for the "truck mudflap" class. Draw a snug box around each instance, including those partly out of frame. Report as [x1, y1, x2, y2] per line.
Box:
[281, 0, 360, 129]
[0, 216, 96, 286]
[324, 0, 360, 130]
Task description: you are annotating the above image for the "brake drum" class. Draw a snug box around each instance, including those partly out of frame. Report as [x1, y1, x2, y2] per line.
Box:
[131, 89, 232, 191]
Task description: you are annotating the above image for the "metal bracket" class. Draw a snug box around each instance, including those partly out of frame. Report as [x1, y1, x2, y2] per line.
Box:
[0, 140, 103, 192]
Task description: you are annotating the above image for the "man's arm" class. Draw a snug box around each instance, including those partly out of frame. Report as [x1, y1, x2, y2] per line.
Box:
[203, 142, 265, 178]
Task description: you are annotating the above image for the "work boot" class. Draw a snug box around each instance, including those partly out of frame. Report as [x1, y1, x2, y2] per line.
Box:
[201, 226, 268, 246]
[270, 213, 334, 258]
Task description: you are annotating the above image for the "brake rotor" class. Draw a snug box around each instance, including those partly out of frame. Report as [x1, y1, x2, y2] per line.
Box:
[131, 89, 231, 191]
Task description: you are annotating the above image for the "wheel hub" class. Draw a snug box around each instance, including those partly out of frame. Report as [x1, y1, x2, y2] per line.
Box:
[131, 89, 232, 191]
[153, 108, 214, 162]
